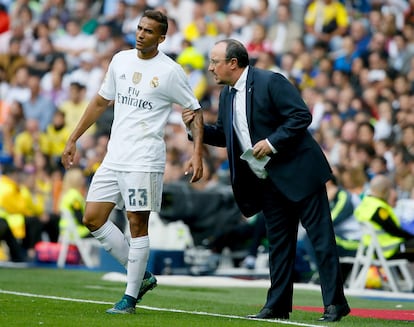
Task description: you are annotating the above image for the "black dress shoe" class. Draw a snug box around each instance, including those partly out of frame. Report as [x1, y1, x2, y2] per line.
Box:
[247, 308, 289, 320]
[318, 303, 351, 322]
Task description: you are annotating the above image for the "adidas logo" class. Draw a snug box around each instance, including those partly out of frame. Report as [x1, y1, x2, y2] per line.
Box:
[120, 74, 126, 80]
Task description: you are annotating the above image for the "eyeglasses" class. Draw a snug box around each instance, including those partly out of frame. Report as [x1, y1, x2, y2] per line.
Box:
[209, 58, 228, 66]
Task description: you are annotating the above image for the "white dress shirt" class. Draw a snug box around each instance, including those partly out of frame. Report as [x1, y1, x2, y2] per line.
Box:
[232, 67, 274, 179]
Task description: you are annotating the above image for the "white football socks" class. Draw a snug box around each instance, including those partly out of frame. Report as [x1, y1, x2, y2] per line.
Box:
[91, 220, 129, 268]
[125, 235, 150, 299]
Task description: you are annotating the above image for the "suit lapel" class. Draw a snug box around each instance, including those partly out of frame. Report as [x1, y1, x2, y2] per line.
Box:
[246, 67, 254, 134]
[224, 86, 233, 133]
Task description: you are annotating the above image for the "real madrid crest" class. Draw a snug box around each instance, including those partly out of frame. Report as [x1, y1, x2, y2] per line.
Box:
[150, 77, 159, 88]
[132, 72, 142, 84]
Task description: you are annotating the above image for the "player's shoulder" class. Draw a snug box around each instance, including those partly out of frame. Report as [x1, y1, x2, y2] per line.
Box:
[157, 51, 181, 67]
[156, 51, 185, 76]
[112, 48, 136, 60]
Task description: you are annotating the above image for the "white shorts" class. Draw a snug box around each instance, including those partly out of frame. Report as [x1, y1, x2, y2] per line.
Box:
[86, 166, 164, 212]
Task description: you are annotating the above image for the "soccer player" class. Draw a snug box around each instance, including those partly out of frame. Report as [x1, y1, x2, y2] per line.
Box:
[61, 10, 204, 314]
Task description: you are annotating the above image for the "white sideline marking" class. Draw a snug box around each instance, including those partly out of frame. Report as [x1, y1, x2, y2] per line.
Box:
[0, 289, 112, 304]
[0, 289, 325, 327]
[102, 273, 414, 301]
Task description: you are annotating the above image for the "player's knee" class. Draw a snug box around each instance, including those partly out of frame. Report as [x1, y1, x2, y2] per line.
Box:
[82, 214, 103, 232]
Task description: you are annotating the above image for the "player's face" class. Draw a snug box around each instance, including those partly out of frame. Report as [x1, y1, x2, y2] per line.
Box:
[135, 17, 165, 58]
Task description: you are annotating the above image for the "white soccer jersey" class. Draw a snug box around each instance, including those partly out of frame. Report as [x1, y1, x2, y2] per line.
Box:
[98, 49, 200, 172]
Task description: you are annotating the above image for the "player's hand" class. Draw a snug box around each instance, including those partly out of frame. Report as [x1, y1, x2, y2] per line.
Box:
[184, 155, 203, 183]
[182, 109, 195, 127]
[61, 140, 76, 169]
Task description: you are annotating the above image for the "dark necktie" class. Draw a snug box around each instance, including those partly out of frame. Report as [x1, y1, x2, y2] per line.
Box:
[229, 87, 237, 182]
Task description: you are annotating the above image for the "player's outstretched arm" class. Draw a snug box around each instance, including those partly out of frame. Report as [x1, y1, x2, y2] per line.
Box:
[61, 94, 110, 169]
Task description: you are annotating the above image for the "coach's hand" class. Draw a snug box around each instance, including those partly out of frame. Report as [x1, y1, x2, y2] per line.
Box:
[182, 109, 195, 127]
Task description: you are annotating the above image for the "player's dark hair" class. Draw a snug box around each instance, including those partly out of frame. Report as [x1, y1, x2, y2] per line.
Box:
[142, 9, 168, 35]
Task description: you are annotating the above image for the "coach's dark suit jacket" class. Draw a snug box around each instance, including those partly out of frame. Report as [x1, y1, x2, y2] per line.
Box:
[203, 67, 332, 217]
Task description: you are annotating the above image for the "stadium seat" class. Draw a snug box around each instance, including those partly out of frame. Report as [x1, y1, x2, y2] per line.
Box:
[57, 210, 99, 268]
[346, 222, 413, 292]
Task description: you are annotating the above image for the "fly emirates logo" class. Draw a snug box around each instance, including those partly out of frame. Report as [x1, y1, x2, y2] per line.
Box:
[117, 87, 154, 110]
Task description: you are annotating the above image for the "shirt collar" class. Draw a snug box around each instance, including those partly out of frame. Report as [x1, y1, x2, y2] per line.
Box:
[233, 66, 248, 92]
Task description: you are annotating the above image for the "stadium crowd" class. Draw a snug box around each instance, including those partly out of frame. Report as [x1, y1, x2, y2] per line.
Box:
[0, 0, 414, 271]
